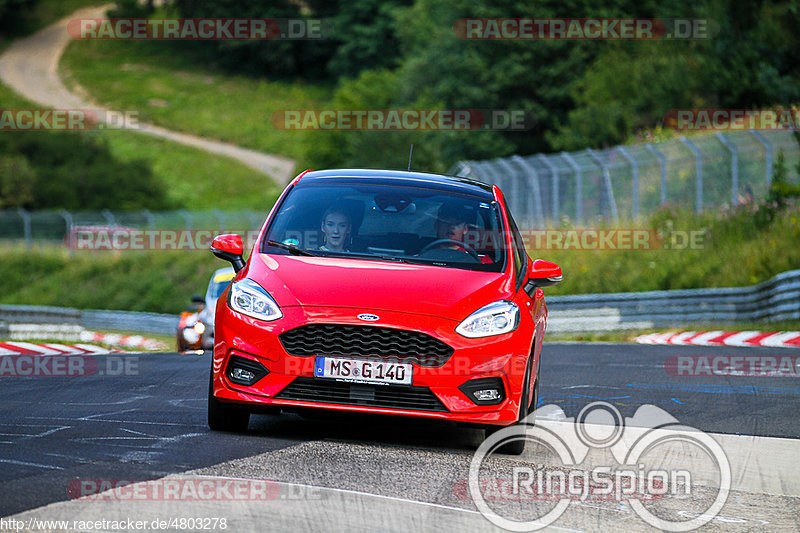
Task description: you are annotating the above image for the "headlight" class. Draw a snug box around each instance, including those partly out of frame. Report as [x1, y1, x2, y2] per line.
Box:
[456, 300, 519, 338]
[228, 278, 283, 321]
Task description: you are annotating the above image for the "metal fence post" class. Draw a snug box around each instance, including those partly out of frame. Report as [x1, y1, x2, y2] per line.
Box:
[141, 209, 155, 229]
[246, 210, 263, 232]
[680, 136, 703, 213]
[17, 207, 31, 251]
[587, 149, 619, 222]
[179, 209, 193, 230]
[646, 143, 667, 205]
[450, 161, 469, 177]
[537, 154, 560, 222]
[59, 209, 73, 255]
[750, 130, 773, 188]
[561, 152, 582, 224]
[510, 155, 545, 227]
[101, 208, 116, 226]
[480, 160, 516, 212]
[616, 146, 638, 218]
[716, 132, 739, 206]
[214, 209, 226, 233]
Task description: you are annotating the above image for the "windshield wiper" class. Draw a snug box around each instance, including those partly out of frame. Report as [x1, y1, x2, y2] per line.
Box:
[266, 240, 320, 257]
[325, 251, 409, 263]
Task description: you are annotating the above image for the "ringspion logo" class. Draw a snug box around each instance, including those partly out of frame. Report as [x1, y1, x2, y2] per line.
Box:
[470, 402, 730, 531]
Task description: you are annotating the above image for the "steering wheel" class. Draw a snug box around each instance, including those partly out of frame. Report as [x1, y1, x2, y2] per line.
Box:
[420, 239, 481, 262]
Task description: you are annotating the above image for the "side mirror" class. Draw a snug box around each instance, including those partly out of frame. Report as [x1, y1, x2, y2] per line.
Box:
[524, 259, 562, 296]
[191, 294, 205, 304]
[211, 234, 245, 272]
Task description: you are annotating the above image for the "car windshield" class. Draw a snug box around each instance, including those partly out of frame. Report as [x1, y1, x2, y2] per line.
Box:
[261, 181, 507, 272]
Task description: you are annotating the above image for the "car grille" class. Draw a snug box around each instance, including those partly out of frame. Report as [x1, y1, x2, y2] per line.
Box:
[275, 377, 449, 412]
[278, 324, 454, 367]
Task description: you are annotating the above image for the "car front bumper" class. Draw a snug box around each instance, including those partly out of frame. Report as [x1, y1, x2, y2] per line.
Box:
[212, 304, 535, 426]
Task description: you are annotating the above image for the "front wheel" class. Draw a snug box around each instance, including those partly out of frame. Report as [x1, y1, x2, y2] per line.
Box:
[485, 360, 537, 455]
[208, 370, 250, 432]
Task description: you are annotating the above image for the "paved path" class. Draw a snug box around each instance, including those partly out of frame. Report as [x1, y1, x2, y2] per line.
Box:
[0, 5, 296, 184]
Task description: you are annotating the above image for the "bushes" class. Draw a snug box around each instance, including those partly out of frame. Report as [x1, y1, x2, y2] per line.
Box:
[0, 132, 173, 210]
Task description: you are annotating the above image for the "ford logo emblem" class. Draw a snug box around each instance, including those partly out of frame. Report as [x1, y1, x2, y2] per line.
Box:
[357, 313, 380, 321]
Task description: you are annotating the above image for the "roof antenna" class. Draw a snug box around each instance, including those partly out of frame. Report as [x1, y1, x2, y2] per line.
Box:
[407, 144, 414, 171]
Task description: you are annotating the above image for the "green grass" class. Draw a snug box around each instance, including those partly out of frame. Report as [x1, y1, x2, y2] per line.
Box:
[0, 244, 219, 314]
[97, 130, 281, 209]
[0, 81, 281, 209]
[60, 37, 334, 166]
[541, 201, 800, 296]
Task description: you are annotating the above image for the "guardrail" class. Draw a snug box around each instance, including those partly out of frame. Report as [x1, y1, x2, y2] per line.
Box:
[0, 305, 178, 336]
[546, 269, 800, 332]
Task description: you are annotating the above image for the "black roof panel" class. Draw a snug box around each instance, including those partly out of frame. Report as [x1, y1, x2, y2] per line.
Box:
[298, 169, 494, 199]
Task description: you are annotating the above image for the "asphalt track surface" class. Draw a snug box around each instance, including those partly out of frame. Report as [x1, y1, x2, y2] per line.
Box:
[1, 343, 799, 531]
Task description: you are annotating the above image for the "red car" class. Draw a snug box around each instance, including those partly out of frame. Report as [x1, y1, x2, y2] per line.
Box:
[208, 169, 561, 454]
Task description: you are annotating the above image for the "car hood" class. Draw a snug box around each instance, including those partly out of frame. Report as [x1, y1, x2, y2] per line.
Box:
[247, 253, 512, 320]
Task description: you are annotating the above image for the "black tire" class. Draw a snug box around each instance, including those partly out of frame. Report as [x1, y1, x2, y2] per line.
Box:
[207, 370, 250, 432]
[486, 358, 536, 456]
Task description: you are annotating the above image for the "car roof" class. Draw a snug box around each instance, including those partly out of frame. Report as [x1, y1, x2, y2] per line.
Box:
[299, 169, 495, 200]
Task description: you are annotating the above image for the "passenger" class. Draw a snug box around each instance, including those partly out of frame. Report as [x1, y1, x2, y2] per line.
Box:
[320, 206, 352, 252]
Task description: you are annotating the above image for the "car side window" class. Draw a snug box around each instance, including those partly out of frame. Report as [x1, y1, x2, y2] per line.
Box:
[504, 206, 527, 290]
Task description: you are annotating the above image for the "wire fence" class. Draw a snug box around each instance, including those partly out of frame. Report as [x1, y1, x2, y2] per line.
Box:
[449, 130, 800, 226]
[3, 129, 799, 248]
[0, 208, 268, 249]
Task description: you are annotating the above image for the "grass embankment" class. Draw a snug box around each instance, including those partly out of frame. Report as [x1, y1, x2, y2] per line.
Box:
[2, 202, 799, 315]
[61, 35, 333, 167]
[1, 245, 220, 314]
[542, 203, 800, 296]
[0, 78, 279, 210]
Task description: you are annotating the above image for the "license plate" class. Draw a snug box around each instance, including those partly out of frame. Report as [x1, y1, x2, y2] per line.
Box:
[314, 357, 412, 386]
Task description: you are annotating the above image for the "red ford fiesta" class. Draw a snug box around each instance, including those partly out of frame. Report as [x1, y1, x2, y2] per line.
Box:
[208, 169, 561, 454]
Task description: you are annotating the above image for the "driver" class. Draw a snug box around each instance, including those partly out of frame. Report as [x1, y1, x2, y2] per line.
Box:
[432, 201, 493, 263]
[435, 201, 473, 249]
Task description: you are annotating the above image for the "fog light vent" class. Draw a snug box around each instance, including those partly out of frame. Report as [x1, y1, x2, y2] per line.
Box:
[226, 354, 269, 386]
[459, 377, 506, 405]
